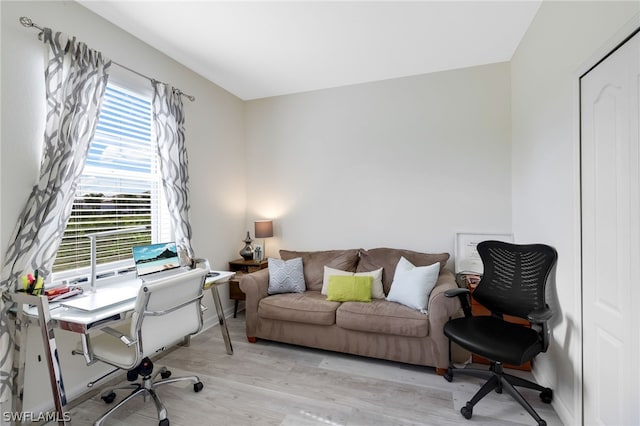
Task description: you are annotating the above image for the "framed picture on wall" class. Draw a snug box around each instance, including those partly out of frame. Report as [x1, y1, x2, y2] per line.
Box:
[454, 232, 514, 275]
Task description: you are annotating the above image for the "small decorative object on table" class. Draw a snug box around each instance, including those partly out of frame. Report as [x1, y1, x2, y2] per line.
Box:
[239, 231, 254, 260]
[253, 246, 263, 262]
[20, 270, 44, 295]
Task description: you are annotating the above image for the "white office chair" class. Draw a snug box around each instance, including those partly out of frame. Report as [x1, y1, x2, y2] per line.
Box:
[81, 268, 208, 426]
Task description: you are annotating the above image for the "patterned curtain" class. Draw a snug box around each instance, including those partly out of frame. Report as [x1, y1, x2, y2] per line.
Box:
[151, 81, 194, 263]
[0, 29, 110, 402]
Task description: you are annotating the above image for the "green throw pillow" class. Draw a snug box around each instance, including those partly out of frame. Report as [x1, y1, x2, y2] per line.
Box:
[326, 275, 373, 302]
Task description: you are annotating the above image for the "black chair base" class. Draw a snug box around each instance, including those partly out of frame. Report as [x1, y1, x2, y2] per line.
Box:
[445, 362, 552, 426]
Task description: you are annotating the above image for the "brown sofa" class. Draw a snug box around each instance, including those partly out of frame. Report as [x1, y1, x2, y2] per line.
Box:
[239, 248, 469, 374]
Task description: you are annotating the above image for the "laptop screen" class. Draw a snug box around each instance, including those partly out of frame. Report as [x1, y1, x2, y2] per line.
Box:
[132, 242, 181, 277]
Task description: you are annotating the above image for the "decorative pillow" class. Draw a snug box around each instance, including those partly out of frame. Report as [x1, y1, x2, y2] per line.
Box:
[355, 268, 384, 299]
[321, 266, 353, 295]
[326, 275, 373, 302]
[280, 249, 360, 291]
[357, 248, 449, 295]
[321, 266, 384, 299]
[268, 257, 306, 295]
[386, 257, 440, 313]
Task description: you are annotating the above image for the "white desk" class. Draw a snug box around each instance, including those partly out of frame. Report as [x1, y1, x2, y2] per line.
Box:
[36, 271, 233, 336]
[9, 270, 234, 425]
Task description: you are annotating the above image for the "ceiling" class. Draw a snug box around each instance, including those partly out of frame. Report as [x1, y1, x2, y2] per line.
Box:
[79, 1, 542, 101]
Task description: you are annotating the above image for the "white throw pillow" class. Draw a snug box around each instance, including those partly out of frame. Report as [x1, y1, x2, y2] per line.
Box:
[386, 257, 440, 313]
[268, 257, 306, 294]
[322, 266, 384, 298]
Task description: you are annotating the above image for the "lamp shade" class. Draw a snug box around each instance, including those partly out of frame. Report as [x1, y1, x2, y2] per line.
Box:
[254, 220, 273, 238]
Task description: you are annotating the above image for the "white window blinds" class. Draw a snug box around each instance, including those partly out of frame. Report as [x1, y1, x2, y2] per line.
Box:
[53, 83, 169, 273]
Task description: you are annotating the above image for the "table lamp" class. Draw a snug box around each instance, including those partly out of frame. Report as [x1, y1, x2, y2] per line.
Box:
[254, 220, 273, 261]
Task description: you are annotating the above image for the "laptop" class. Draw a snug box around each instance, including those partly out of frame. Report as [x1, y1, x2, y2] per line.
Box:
[132, 242, 189, 282]
[59, 243, 185, 312]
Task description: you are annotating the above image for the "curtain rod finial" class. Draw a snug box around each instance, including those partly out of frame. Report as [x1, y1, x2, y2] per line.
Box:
[19, 17, 33, 27]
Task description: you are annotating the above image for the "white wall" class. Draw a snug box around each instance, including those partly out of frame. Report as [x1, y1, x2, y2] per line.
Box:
[1, 0, 246, 414]
[511, 2, 640, 424]
[245, 63, 513, 263]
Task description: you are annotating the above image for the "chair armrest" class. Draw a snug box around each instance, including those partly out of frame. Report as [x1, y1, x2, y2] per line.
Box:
[101, 326, 136, 347]
[527, 307, 552, 323]
[444, 288, 472, 317]
[444, 288, 470, 297]
[238, 268, 270, 338]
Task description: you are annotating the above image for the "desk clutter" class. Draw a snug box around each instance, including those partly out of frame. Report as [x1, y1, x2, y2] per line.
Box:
[19, 271, 44, 295]
[44, 285, 84, 302]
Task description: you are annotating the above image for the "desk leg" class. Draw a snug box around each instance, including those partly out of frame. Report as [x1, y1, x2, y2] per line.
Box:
[11, 302, 28, 416]
[35, 297, 68, 424]
[11, 293, 69, 425]
[209, 286, 233, 355]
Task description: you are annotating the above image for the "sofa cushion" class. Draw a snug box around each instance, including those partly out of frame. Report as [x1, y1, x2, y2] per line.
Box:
[357, 248, 449, 295]
[258, 291, 340, 325]
[280, 249, 360, 292]
[336, 300, 430, 337]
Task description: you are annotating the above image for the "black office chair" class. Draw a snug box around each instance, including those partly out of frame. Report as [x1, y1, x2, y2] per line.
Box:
[443, 240, 557, 426]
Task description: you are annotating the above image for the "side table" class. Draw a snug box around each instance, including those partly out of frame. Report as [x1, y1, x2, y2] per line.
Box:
[228, 259, 268, 317]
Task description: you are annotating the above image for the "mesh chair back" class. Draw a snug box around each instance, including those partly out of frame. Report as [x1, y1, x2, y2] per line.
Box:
[131, 268, 207, 359]
[473, 241, 557, 321]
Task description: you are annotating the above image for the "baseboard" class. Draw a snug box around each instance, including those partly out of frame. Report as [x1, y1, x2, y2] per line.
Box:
[532, 365, 576, 426]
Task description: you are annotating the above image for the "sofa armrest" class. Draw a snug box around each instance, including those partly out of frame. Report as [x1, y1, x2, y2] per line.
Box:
[239, 268, 270, 339]
[428, 269, 460, 314]
[427, 269, 468, 368]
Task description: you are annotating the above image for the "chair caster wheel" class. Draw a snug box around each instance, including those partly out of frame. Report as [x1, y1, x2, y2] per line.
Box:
[461, 404, 473, 419]
[194, 381, 204, 392]
[101, 391, 116, 404]
[127, 369, 138, 381]
[540, 388, 553, 403]
[159, 419, 169, 426]
[444, 367, 453, 382]
[537, 420, 547, 426]
[161, 370, 172, 379]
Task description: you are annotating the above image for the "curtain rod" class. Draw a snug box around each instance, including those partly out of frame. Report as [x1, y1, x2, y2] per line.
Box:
[19, 16, 195, 102]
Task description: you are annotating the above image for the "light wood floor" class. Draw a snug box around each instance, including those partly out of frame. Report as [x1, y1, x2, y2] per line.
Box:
[56, 312, 563, 426]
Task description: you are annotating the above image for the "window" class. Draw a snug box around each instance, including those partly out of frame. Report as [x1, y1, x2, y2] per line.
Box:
[52, 83, 170, 278]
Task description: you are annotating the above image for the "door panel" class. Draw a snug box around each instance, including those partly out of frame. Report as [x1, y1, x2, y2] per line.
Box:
[581, 30, 640, 426]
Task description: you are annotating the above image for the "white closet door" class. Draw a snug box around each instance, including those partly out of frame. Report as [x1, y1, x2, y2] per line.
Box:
[581, 30, 640, 426]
